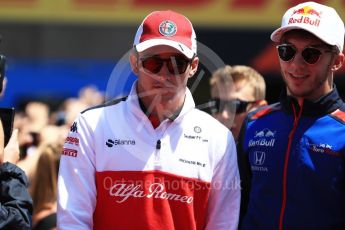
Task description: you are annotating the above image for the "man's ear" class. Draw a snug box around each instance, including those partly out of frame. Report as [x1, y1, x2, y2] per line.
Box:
[188, 56, 199, 78]
[248, 99, 268, 112]
[129, 53, 139, 75]
[332, 52, 344, 72]
[257, 100, 268, 107]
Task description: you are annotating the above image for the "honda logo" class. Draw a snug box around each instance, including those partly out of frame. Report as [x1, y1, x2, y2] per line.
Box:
[254, 151, 266, 166]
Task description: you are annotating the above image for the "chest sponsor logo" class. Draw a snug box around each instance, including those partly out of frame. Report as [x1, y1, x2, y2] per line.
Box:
[306, 141, 340, 157]
[183, 126, 208, 142]
[106, 182, 193, 204]
[251, 151, 268, 172]
[183, 134, 208, 142]
[106, 139, 136, 148]
[179, 158, 206, 167]
[254, 151, 265, 165]
[249, 128, 276, 147]
[194, 126, 201, 133]
[184, 134, 202, 140]
[184, 129, 208, 142]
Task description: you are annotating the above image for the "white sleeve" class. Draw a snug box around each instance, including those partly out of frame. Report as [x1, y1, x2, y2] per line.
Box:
[57, 115, 96, 230]
[205, 133, 241, 230]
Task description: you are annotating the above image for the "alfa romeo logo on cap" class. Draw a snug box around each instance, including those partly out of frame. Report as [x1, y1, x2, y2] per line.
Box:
[159, 20, 177, 37]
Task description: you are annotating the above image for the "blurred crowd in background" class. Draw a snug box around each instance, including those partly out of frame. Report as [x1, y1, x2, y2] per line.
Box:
[11, 85, 104, 229]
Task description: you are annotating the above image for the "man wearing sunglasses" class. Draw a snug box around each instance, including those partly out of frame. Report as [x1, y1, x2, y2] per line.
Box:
[238, 2, 345, 229]
[208, 65, 267, 141]
[58, 10, 240, 230]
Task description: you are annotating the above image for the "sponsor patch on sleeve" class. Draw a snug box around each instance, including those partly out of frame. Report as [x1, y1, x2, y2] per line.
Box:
[62, 148, 78, 157]
[65, 136, 80, 146]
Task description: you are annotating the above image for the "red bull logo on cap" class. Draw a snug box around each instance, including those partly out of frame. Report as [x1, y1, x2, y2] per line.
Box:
[292, 6, 322, 18]
[289, 6, 321, 27]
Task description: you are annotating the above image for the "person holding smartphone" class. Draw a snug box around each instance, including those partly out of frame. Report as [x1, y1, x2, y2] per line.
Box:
[0, 120, 33, 229]
[0, 51, 33, 229]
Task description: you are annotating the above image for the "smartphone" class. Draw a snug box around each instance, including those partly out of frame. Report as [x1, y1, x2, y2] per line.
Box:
[0, 55, 6, 93]
[0, 107, 15, 146]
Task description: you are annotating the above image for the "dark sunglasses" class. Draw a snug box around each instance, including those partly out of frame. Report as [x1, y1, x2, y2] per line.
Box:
[208, 98, 257, 114]
[277, 44, 335, 65]
[140, 55, 193, 75]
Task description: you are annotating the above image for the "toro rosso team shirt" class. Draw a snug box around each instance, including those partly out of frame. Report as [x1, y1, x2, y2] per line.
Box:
[238, 88, 345, 229]
[57, 82, 240, 230]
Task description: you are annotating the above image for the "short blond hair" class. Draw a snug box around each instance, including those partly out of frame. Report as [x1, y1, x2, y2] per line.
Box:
[210, 65, 266, 100]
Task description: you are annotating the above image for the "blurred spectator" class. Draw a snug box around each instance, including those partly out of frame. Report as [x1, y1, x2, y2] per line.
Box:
[15, 102, 50, 181]
[31, 142, 62, 230]
[19, 86, 103, 229]
[78, 85, 104, 107]
[63, 98, 89, 128]
[13, 101, 50, 159]
[25, 101, 50, 134]
[40, 125, 67, 145]
[209, 65, 267, 140]
[17, 124, 66, 184]
[0, 119, 33, 229]
[16, 85, 102, 172]
[53, 86, 104, 128]
[0, 52, 32, 229]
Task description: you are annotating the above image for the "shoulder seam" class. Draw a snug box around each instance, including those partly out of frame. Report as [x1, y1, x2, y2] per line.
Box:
[330, 108, 345, 124]
[250, 103, 280, 120]
[81, 96, 128, 114]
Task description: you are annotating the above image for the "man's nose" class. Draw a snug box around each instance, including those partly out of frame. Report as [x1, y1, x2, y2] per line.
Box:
[157, 61, 173, 76]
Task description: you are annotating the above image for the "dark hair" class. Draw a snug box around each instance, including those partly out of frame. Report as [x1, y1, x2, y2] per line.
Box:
[281, 29, 339, 53]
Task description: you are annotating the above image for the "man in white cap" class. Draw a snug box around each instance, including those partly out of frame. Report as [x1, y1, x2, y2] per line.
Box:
[238, 2, 345, 229]
[57, 10, 240, 230]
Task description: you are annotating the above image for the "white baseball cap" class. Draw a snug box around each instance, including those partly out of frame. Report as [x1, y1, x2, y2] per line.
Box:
[271, 1, 344, 52]
[133, 10, 197, 59]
